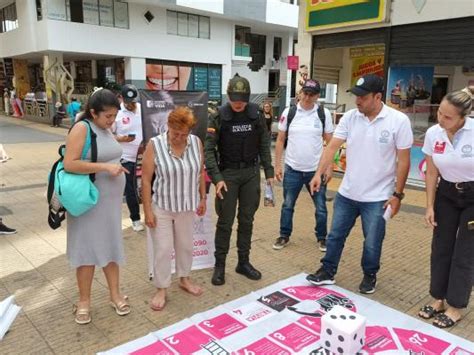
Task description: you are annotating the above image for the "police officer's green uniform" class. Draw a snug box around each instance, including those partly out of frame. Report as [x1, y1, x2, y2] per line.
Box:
[205, 74, 274, 286]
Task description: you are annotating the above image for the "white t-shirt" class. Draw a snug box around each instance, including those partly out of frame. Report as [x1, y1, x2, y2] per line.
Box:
[422, 118, 474, 183]
[278, 104, 334, 172]
[334, 104, 413, 202]
[113, 103, 143, 163]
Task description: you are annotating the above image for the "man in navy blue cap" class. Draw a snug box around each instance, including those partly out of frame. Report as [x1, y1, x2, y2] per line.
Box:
[306, 74, 413, 294]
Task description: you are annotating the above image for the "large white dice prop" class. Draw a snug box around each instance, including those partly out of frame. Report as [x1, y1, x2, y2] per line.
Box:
[320, 305, 366, 354]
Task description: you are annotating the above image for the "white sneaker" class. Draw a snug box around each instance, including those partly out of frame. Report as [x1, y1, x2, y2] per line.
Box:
[132, 220, 144, 232]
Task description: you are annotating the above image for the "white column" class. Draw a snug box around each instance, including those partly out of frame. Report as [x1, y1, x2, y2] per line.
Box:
[91, 60, 97, 81]
[294, 0, 312, 93]
[284, 32, 294, 107]
[124, 57, 146, 88]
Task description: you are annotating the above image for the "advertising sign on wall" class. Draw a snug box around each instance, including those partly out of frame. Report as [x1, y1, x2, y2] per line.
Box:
[350, 45, 385, 87]
[386, 66, 434, 114]
[287, 56, 299, 71]
[306, 0, 388, 31]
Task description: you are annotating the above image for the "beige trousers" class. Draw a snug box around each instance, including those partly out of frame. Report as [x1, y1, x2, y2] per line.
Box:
[149, 206, 195, 288]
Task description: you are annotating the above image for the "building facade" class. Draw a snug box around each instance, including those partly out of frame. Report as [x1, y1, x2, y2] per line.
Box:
[0, 0, 299, 116]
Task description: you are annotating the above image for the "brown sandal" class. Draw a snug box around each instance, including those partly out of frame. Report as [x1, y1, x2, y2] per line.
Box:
[73, 304, 91, 325]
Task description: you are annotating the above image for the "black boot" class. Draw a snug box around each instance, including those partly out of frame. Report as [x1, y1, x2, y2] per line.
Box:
[211, 262, 226, 286]
[235, 254, 262, 280]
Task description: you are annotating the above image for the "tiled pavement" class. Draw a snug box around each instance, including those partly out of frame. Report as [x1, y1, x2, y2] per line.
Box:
[0, 115, 472, 354]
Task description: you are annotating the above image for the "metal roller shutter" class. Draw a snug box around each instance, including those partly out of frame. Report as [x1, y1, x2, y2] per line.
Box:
[389, 17, 474, 66]
[313, 65, 339, 84]
[313, 28, 387, 50]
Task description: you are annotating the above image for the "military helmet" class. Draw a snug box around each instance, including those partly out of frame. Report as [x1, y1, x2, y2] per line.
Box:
[227, 73, 250, 102]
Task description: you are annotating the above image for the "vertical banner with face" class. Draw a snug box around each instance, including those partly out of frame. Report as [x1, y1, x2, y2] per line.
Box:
[137, 90, 214, 275]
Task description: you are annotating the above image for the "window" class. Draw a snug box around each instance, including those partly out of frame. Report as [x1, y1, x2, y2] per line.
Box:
[46, 0, 128, 28]
[273, 36, 282, 61]
[0, 3, 18, 33]
[166, 10, 210, 39]
[234, 25, 251, 57]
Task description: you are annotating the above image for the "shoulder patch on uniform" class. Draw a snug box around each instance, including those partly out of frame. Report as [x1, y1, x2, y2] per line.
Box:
[207, 127, 216, 134]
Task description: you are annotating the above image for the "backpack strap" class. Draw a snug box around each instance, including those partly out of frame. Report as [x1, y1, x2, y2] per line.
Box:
[317, 104, 326, 133]
[76, 120, 98, 182]
[286, 104, 298, 135]
[47, 158, 62, 204]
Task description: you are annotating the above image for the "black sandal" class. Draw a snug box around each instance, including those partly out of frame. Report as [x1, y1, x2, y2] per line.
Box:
[418, 305, 443, 319]
[433, 313, 460, 329]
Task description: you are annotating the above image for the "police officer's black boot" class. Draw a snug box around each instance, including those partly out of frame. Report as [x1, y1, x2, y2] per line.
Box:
[235, 253, 262, 280]
[211, 261, 226, 286]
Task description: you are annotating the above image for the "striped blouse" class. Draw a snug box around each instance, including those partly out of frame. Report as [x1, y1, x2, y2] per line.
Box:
[151, 132, 202, 213]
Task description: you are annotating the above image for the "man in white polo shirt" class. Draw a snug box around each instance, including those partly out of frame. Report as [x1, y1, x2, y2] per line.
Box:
[273, 79, 334, 251]
[113, 84, 144, 232]
[306, 74, 413, 294]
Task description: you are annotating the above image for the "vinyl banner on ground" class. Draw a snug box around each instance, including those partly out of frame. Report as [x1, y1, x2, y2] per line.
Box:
[102, 273, 474, 354]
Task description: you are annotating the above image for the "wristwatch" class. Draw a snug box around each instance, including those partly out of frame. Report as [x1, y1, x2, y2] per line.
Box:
[393, 191, 405, 201]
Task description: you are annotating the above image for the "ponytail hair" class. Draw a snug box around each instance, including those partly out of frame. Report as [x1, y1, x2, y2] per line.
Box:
[443, 90, 473, 118]
[77, 88, 120, 122]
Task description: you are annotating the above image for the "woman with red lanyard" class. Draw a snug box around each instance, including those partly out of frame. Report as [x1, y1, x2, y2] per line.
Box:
[418, 90, 474, 328]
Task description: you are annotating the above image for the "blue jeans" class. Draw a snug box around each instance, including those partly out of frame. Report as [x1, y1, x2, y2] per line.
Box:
[322, 193, 386, 277]
[280, 164, 327, 241]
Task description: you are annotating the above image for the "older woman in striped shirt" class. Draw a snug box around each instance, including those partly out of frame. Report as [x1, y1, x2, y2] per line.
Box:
[142, 106, 207, 311]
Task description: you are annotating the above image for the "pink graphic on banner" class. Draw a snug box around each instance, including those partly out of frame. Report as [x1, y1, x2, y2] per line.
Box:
[297, 316, 322, 334]
[131, 340, 174, 355]
[269, 323, 320, 352]
[198, 313, 247, 340]
[393, 328, 451, 355]
[449, 346, 474, 355]
[163, 325, 214, 353]
[237, 338, 291, 355]
[283, 286, 356, 312]
[363, 326, 399, 353]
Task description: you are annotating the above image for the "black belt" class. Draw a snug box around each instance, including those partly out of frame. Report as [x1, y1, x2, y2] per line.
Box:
[220, 159, 257, 170]
[440, 178, 474, 192]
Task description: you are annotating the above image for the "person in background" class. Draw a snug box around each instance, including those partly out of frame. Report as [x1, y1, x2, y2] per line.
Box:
[0, 217, 16, 235]
[113, 84, 144, 232]
[306, 74, 413, 294]
[65, 88, 130, 324]
[52, 101, 66, 127]
[262, 102, 274, 133]
[142, 107, 206, 311]
[273, 79, 333, 252]
[67, 98, 82, 126]
[418, 90, 474, 328]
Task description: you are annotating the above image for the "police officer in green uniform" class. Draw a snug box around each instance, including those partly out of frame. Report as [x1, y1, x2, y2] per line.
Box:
[205, 74, 274, 286]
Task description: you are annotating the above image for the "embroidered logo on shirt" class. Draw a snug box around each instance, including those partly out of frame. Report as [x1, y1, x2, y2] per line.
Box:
[122, 116, 130, 124]
[461, 144, 473, 158]
[207, 127, 216, 135]
[433, 141, 446, 154]
[379, 130, 390, 143]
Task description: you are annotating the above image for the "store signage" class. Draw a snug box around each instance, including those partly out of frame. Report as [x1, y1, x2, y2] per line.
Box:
[350, 45, 385, 87]
[306, 0, 388, 31]
[287, 56, 299, 71]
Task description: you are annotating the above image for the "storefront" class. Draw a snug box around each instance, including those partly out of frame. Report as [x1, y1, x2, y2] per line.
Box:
[310, 16, 474, 186]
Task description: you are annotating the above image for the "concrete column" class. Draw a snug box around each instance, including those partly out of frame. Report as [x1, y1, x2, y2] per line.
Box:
[284, 32, 294, 107]
[70, 61, 77, 79]
[124, 57, 146, 89]
[294, 0, 312, 93]
[91, 60, 97, 85]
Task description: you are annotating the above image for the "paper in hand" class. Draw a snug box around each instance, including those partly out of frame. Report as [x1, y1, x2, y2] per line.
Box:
[383, 205, 392, 221]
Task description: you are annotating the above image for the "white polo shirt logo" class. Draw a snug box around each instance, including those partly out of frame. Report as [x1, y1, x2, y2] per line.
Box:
[379, 130, 390, 143]
[461, 144, 473, 158]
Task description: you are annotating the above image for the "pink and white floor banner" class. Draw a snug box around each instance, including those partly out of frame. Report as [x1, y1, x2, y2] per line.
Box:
[101, 273, 474, 354]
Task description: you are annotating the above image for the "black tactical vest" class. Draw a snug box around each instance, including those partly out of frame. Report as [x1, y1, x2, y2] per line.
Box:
[217, 102, 262, 164]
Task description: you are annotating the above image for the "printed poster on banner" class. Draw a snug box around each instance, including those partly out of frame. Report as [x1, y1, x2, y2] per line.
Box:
[350, 46, 385, 87]
[102, 273, 474, 355]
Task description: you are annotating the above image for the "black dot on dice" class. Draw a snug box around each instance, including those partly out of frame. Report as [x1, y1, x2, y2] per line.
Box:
[337, 347, 343, 353]
[353, 334, 357, 340]
[338, 335, 344, 342]
[325, 341, 331, 347]
[340, 315, 346, 320]
[327, 328, 332, 335]
[349, 315, 356, 319]
[331, 315, 337, 319]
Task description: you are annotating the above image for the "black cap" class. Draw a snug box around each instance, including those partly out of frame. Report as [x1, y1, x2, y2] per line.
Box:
[121, 84, 139, 103]
[302, 79, 321, 94]
[348, 74, 384, 96]
[227, 73, 250, 102]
